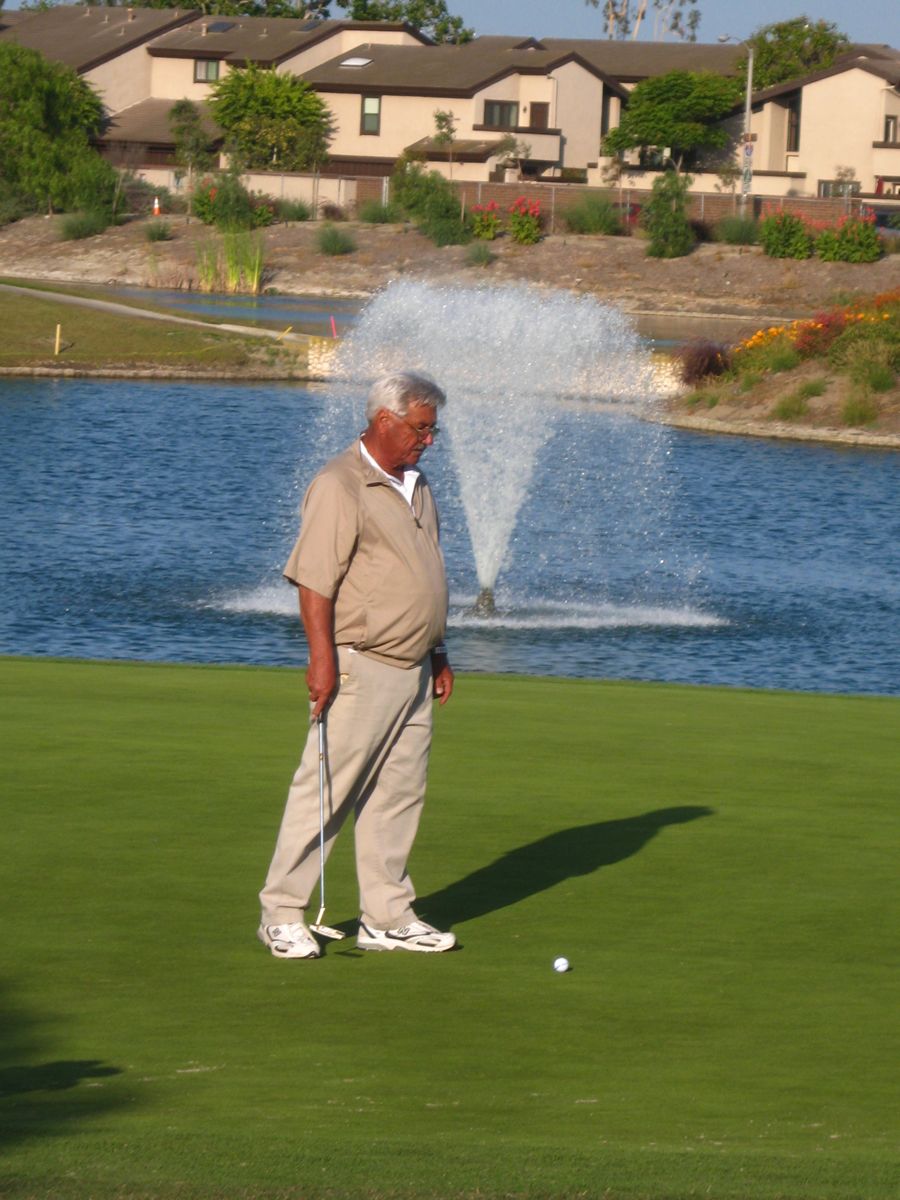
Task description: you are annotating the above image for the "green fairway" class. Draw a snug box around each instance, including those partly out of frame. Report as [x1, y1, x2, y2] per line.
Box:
[1, 658, 897, 1200]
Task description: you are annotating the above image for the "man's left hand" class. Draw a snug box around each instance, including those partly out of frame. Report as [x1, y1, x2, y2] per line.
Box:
[432, 657, 454, 706]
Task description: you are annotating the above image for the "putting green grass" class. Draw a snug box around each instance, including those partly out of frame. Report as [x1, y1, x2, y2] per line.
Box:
[1, 657, 897, 1200]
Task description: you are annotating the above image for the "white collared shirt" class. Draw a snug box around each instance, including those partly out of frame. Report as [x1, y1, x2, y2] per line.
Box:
[359, 439, 420, 509]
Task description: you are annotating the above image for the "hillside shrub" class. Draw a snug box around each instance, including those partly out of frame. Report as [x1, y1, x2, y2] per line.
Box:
[193, 174, 274, 230]
[815, 214, 882, 263]
[677, 339, 732, 384]
[758, 210, 814, 259]
[642, 172, 694, 258]
[793, 309, 847, 358]
[827, 321, 900, 370]
[466, 241, 495, 267]
[275, 198, 312, 222]
[507, 196, 542, 244]
[358, 199, 401, 224]
[471, 200, 502, 240]
[842, 393, 879, 426]
[715, 215, 758, 244]
[316, 222, 356, 255]
[562, 193, 623, 236]
[145, 219, 173, 242]
[60, 210, 110, 240]
[390, 161, 469, 245]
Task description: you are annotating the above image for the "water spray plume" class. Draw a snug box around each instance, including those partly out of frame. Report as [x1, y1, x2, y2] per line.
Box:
[330, 281, 658, 612]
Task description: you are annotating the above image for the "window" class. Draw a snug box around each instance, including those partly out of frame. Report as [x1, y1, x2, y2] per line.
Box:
[885, 115, 898, 144]
[360, 95, 381, 136]
[818, 179, 861, 198]
[341, 56, 373, 68]
[194, 59, 220, 83]
[483, 100, 519, 129]
[785, 94, 801, 153]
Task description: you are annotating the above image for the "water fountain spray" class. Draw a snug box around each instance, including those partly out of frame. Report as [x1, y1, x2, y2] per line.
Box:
[328, 281, 657, 614]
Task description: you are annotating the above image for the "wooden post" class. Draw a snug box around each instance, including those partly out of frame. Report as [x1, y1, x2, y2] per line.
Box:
[54, 324, 61, 355]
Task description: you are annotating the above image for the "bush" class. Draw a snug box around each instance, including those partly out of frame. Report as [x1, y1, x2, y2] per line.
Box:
[60, 210, 110, 240]
[316, 222, 356, 256]
[390, 160, 469, 245]
[815, 215, 882, 263]
[793, 310, 848, 358]
[0, 183, 31, 227]
[357, 199, 400, 224]
[758, 210, 815, 259]
[843, 341, 897, 391]
[828, 321, 900, 370]
[466, 241, 495, 268]
[507, 196, 542, 245]
[145, 219, 173, 242]
[677, 339, 733, 384]
[471, 200, 502, 240]
[193, 174, 274, 230]
[771, 392, 808, 421]
[562, 193, 623, 236]
[842, 393, 879, 426]
[642, 172, 694, 259]
[275, 198, 312, 222]
[715, 216, 758, 245]
[421, 215, 471, 246]
[319, 201, 347, 221]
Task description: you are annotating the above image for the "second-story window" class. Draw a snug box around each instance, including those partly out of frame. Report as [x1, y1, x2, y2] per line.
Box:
[786, 94, 801, 153]
[194, 59, 220, 83]
[885, 115, 898, 144]
[483, 100, 519, 129]
[360, 96, 381, 136]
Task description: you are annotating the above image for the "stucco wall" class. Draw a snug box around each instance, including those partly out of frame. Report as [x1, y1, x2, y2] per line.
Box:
[324, 91, 476, 159]
[150, 55, 229, 102]
[552, 61, 604, 168]
[86, 44, 155, 113]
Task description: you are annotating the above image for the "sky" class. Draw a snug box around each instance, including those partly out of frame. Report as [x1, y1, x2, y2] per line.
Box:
[450, 1, 894, 46]
[1, 0, 895, 46]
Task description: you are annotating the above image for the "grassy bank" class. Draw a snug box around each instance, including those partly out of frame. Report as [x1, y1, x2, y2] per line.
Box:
[0, 289, 305, 375]
[2, 657, 897, 1199]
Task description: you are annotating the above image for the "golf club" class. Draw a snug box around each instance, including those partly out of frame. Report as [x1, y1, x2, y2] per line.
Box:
[309, 715, 346, 941]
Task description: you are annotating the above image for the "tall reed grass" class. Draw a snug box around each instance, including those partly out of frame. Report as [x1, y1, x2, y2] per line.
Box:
[195, 232, 266, 294]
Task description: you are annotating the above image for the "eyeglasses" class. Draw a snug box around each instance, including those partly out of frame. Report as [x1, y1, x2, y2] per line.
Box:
[389, 410, 440, 440]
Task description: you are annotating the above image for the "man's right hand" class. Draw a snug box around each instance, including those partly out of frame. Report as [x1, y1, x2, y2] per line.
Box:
[306, 654, 337, 719]
[299, 586, 339, 718]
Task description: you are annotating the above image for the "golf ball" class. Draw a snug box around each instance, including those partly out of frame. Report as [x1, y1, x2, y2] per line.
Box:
[553, 956, 570, 973]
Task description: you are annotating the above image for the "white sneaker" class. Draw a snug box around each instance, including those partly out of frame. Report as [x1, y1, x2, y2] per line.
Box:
[258, 922, 320, 959]
[357, 919, 457, 953]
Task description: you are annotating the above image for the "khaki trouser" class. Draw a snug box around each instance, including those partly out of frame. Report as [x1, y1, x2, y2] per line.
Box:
[259, 647, 433, 930]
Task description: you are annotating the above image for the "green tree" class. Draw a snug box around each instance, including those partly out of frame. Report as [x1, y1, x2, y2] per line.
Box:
[584, 0, 700, 41]
[641, 170, 694, 257]
[432, 109, 457, 178]
[0, 43, 118, 215]
[209, 62, 332, 171]
[602, 70, 740, 173]
[335, 0, 473, 43]
[744, 16, 850, 90]
[169, 99, 217, 213]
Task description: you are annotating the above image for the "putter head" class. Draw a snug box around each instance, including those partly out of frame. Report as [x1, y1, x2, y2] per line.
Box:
[311, 905, 346, 940]
[310, 923, 346, 941]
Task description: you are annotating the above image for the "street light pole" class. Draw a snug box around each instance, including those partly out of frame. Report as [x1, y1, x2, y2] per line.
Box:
[720, 35, 754, 217]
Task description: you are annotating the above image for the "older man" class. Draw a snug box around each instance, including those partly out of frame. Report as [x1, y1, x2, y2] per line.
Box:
[258, 371, 456, 958]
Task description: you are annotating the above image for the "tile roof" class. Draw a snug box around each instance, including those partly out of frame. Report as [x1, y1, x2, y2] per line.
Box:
[146, 15, 429, 66]
[302, 36, 636, 96]
[0, 4, 198, 73]
[97, 97, 220, 146]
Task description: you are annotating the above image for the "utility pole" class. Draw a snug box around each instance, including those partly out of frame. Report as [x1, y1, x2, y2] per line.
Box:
[719, 36, 754, 217]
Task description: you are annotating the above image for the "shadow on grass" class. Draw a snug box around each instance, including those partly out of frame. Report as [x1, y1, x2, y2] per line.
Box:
[418, 805, 714, 929]
[0, 980, 127, 1152]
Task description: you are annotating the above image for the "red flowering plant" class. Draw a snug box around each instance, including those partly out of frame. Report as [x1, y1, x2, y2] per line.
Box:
[471, 199, 502, 240]
[507, 196, 542, 244]
[792, 309, 848, 358]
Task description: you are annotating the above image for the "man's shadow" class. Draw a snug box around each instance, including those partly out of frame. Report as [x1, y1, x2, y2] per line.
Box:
[418, 805, 714, 929]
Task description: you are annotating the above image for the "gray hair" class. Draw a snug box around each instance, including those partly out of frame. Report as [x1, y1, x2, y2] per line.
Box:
[365, 371, 446, 421]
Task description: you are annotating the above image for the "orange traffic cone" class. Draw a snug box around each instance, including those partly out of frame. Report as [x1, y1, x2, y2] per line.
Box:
[152, 196, 160, 216]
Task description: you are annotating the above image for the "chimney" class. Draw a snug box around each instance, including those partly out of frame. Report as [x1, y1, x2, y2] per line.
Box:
[201, 22, 208, 36]
[127, 7, 135, 21]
